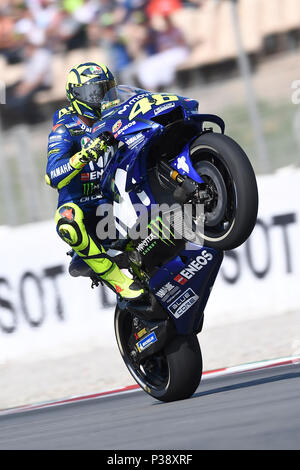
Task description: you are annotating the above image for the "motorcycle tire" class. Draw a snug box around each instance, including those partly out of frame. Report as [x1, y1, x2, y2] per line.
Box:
[189, 132, 259, 250]
[114, 306, 203, 402]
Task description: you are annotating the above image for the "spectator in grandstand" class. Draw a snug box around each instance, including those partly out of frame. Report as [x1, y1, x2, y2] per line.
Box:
[6, 29, 53, 121]
[87, 1, 133, 80]
[25, 0, 58, 31]
[117, 0, 148, 21]
[0, 8, 20, 62]
[71, 0, 100, 25]
[122, 9, 155, 60]
[133, 13, 189, 90]
[115, 8, 155, 85]
[0, 1, 29, 63]
[146, 0, 183, 17]
[53, 8, 87, 50]
[22, 0, 96, 52]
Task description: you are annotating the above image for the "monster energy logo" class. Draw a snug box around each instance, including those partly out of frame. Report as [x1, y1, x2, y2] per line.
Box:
[135, 217, 175, 255]
[82, 182, 100, 196]
[148, 216, 175, 246]
[136, 233, 157, 255]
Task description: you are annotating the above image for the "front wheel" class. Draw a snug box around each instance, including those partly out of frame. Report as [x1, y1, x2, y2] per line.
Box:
[114, 306, 203, 402]
[190, 132, 259, 250]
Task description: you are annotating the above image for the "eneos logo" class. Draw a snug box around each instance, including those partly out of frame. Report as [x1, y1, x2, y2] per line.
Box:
[174, 250, 213, 284]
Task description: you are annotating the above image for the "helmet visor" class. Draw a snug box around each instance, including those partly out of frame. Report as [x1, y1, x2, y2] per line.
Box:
[72, 80, 118, 107]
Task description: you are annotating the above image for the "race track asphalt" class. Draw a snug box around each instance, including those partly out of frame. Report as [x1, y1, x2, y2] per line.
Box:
[1, 362, 300, 450]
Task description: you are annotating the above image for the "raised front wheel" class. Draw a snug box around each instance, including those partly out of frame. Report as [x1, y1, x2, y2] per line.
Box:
[190, 132, 259, 250]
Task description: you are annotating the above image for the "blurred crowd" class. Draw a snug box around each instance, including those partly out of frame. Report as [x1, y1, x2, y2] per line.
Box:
[0, 0, 209, 120]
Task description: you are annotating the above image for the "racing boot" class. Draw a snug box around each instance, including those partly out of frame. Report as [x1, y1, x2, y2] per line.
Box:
[78, 245, 144, 299]
[55, 203, 144, 301]
[99, 262, 144, 300]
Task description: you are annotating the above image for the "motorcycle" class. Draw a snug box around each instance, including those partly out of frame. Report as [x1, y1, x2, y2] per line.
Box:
[69, 85, 258, 402]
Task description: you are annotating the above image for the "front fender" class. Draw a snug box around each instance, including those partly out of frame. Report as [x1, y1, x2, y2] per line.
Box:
[189, 113, 225, 134]
[169, 114, 225, 184]
[170, 142, 204, 184]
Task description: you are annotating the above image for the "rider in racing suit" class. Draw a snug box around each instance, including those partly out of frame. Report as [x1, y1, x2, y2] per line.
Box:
[45, 62, 144, 300]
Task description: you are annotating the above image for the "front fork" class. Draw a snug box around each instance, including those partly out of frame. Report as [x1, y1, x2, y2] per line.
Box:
[157, 158, 209, 206]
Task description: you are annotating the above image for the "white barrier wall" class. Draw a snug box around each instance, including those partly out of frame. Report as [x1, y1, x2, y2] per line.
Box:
[206, 166, 300, 327]
[0, 167, 299, 363]
[0, 221, 117, 363]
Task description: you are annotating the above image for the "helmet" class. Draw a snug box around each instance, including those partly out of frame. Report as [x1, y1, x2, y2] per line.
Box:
[66, 62, 119, 120]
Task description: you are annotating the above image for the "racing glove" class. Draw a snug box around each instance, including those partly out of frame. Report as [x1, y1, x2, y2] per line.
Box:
[70, 137, 107, 169]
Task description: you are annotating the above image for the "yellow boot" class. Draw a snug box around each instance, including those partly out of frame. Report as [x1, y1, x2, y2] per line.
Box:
[100, 262, 144, 299]
[56, 203, 144, 299]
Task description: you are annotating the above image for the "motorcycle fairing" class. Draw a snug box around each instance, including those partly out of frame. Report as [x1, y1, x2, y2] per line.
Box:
[86, 87, 225, 331]
[91, 87, 225, 195]
[149, 244, 223, 335]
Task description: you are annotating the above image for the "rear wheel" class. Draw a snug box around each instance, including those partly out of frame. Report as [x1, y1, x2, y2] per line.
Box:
[114, 306, 203, 402]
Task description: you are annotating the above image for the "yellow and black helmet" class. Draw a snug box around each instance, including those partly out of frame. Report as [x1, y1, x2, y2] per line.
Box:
[66, 62, 119, 119]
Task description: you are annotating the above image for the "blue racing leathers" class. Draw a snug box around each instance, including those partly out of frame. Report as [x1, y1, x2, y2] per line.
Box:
[45, 105, 144, 300]
[46, 105, 117, 277]
[45, 106, 113, 208]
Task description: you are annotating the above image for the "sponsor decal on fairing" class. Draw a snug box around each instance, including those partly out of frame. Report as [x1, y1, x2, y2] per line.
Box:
[136, 332, 157, 352]
[167, 288, 199, 319]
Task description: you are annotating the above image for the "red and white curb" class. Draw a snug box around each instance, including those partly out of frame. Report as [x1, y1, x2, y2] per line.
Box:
[1, 355, 300, 416]
[201, 355, 300, 378]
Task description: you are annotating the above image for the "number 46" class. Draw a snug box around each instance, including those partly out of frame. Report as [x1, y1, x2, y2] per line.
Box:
[129, 94, 179, 120]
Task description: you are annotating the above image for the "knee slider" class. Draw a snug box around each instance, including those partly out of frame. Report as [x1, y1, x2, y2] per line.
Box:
[55, 204, 84, 247]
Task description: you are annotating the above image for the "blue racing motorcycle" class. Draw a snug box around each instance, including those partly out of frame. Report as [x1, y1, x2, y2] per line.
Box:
[71, 85, 258, 402]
